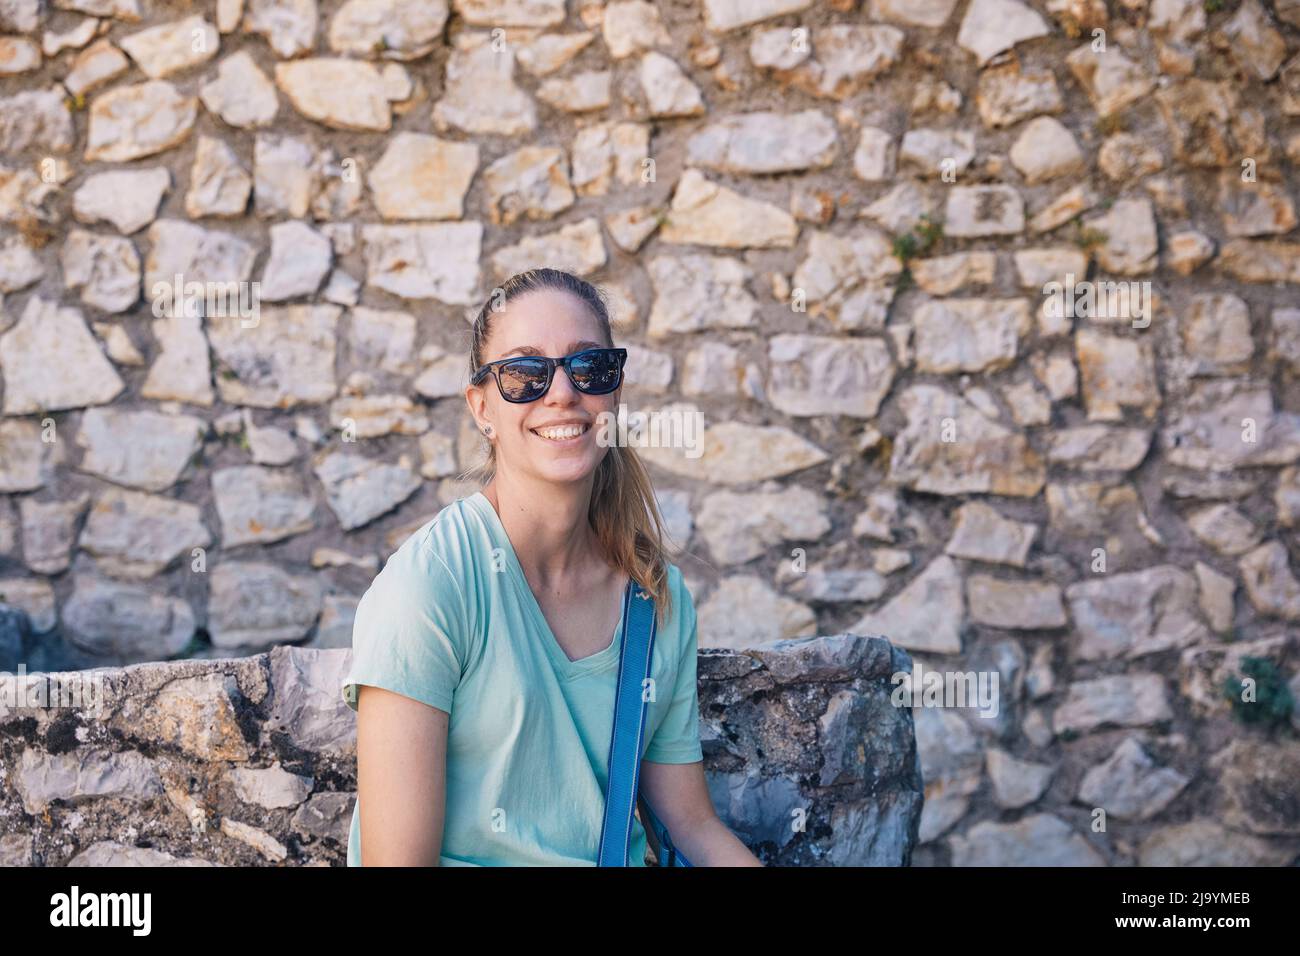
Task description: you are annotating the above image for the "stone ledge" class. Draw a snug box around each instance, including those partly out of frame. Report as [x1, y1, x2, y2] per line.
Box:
[0, 633, 922, 866]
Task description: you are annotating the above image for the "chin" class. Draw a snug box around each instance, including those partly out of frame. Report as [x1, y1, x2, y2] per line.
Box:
[530, 447, 605, 485]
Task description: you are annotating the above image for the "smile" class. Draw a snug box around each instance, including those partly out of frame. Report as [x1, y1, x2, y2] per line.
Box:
[530, 423, 591, 442]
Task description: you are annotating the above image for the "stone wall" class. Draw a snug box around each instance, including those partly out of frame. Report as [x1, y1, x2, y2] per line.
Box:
[0, 0, 1299, 864]
[0, 637, 923, 866]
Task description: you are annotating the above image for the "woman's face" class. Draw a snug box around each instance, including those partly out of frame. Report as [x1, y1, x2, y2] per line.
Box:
[468, 288, 622, 486]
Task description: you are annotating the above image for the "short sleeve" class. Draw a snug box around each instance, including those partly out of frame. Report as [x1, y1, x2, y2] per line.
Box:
[341, 539, 469, 716]
[643, 581, 704, 764]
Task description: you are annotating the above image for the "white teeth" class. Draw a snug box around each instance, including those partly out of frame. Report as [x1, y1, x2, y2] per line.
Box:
[533, 424, 588, 440]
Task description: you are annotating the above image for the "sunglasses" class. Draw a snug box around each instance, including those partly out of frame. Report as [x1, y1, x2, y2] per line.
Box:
[471, 347, 628, 403]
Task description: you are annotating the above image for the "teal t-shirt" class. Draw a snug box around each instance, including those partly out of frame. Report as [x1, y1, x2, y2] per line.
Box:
[341, 490, 703, 866]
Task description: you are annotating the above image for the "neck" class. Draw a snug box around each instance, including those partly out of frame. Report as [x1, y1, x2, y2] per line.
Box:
[483, 470, 600, 584]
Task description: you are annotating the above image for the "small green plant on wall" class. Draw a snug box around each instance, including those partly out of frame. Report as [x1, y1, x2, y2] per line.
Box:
[1222, 656, 1295, 730]
[891, 214, 944, 292]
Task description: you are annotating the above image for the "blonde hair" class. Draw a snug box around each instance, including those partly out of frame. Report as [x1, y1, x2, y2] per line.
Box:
[460, 268, 674, 627]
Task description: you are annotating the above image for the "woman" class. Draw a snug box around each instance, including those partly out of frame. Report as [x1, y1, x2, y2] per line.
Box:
[341, 268, 761, 866]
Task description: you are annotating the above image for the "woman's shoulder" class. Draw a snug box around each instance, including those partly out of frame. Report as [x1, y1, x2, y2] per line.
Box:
[661, 560, 697, 630]
[373, 493, 485, 592]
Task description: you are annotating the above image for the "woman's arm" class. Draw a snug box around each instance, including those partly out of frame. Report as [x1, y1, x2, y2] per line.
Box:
[356, 684, 450, 866]
[639, 759, 763, 866]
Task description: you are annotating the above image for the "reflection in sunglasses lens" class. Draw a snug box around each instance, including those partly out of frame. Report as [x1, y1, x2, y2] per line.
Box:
[501, 358, 547, 400]
[572, 351, 619, 392]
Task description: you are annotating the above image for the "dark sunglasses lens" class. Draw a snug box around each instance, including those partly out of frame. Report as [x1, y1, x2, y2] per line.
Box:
[569, 350, 622, 393]
[498, 358, 550, 401]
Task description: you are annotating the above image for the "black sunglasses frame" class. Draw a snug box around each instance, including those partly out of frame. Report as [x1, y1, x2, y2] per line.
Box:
[471, 347, 628, 404]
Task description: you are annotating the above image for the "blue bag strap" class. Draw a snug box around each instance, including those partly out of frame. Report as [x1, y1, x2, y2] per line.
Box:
[597, 579, 656, 866]
[638, 791, 694, 867]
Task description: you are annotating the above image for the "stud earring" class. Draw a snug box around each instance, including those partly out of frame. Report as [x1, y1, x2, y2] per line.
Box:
[483, 424, 493, 437]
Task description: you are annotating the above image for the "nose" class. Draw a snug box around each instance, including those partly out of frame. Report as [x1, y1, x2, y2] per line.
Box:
[545, 363, 582, 405]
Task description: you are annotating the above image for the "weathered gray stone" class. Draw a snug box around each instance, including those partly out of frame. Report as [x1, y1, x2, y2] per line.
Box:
[1076, 328, 1159, 422]
[1208, 740, 1300, 836]
[1085, 198, 1158, 275]
[490, 217, 606, 277]
[0, 419, 63, 494]
[944, 502, 1037, 568]
[330, 393, 431, 435]
[73, 168, 170, 234]
[1186, 503, 1261, 557]
[915, 706, 982, 842]
[76, 408, 205, 494]
[687, 110, 837, 174]
[260, 221, 331, 301]
[0, 235, 43, 292]
[1076, 737, 1189, 821]
[660, 169, 797, 248]
[950, 814, 1104, 866]
[0, 297, 125, 414]
[61, 574, 195, 660]
[986, 748, 1053, 809]
[957, 0, 1049, 65]
[227, 762, 314, 809]
[1052, 674, 1173, 734]
[1066, 566, 1207, 661]
[79, 487, 213, 579]
[976, 61, 1063, 128]
[872, 0, 957, 28]
[898, 128, 975, 177]
[120, 15, 218, 79]
[640, 415, 828, 485]
[696, 485, 830, 565]
[433, 32, 535, 136]
[1162, 380, 1300, 469]
[328, 0, 449, 60]
[702, 0, 811, 31]
[16, 749, 163, 815]
[1238, 541, 1300, 621]
[1216, 0, 1287, 81]
[200, 50, 278, 129]
[60, 229, 140, 313]
[208, 305, 339, 409]
[1044, 426, 1151, 472]
[65, 39, 130, 97]
[852, 555, 964, 654]
[767, 334, 894, 418]
[243, 0, 316, 57]
[1067, 44, 1154, 118]
[312, 450, 421, 531]
[0, 87, 73, 153]
[369, 132, 478, 220]
[144, 219, 257, 293]
[85, 81, 196, 162]
[696, 575, 816, 649]
[1156, 79, 1266, 168]
[185, 136, 251, 218]
[213, 466, 316, 547]
[889, 385, 1045, 497]
[276, 58, 391, 131]
[1009, 117, 1083, 183]
[967, 576, 1066, 630]
[361, 223, 481, 303]
[914, 298, 1031, 374]
[142, 312, 214, 407]
[944, 185, 1024, 237]
[792, 228, 899, 330]
[253, 134, 315, 219]
[1139, 820, 1294, 866]
[208, 562, 324, 651]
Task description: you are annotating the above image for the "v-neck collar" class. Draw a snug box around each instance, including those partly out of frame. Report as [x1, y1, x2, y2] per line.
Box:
[466, 491, 626, 680]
